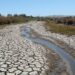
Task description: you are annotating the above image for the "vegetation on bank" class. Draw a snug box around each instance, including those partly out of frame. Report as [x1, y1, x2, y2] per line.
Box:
[0, 14, 75, 35]
[45, 20, 75, 36]
[0, 14, 38, 25]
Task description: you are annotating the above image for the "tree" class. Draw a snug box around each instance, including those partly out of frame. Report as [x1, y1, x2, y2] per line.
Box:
[0, 14, 1, 16]
[7, 14, 12, 17]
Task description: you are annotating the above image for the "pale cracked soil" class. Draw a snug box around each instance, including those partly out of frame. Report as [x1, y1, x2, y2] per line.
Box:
[0, 22, 68, 75]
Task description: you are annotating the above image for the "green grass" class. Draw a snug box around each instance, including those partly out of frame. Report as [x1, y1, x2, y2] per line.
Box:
[45, 21, 75, 36]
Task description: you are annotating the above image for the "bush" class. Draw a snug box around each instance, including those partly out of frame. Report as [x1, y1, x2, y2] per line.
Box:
[45, 20, 75, 35]
[0, 14, 29, 25]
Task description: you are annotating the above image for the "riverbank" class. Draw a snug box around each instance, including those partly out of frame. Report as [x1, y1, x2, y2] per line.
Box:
[27, 21, 75, 58]
[0, 22, 69, 75]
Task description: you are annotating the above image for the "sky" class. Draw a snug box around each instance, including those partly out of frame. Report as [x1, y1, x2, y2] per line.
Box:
[0, 0, 75, 16]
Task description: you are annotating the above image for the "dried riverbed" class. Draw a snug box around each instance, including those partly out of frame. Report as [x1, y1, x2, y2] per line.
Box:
[0, 22, 69, 75]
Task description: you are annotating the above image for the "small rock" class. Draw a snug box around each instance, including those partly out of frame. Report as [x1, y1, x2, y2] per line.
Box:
[1, 64, 7, 68]
[21, 72, 28, 75]
[15, 70, 22, 75]
[8, 68, 17, 72]
[0, 68, 6, 72]
[33, 68, 40, 71]
[0, 72, 5, 75]
[6, 62, 11, 65]
[18, 66, 24, 70]
[29, 71, 38, 75]
[7, 73, 15, 75]
[40, 71, 47, 75]
[25, 68, 32, 72]
[0, 62, 4, 65]
[35, 62, 42, 68]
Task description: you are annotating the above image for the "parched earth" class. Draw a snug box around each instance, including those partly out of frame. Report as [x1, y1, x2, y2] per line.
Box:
[0, 22, 68, 75]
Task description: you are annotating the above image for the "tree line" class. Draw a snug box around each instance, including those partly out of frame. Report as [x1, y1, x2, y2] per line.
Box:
[0, 14, 37, 25]
[0, 14, 75, 26]
[51, 16, 75, 25]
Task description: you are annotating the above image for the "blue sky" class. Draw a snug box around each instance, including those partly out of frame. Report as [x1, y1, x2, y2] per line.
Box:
[0, 0, 75, 16]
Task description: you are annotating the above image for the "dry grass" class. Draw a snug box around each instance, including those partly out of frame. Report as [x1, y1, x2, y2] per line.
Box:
[45, 21, 75, 36]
